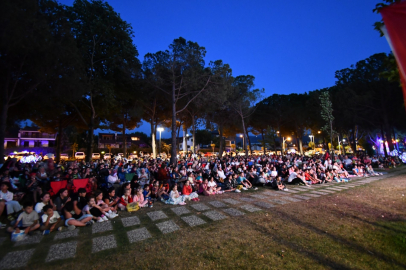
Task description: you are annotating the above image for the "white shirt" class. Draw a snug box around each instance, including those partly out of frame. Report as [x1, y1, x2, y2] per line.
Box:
[41, 211, 60, 224]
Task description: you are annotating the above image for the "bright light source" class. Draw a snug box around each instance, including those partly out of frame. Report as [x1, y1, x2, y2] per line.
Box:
[287, 137, 291, 141]
[276, 131, 280, 134]
[318, 131, 321, 134]
[309, 135, 314, 138]
[240, 135, 243, 138]
[157, 127, 164, 132]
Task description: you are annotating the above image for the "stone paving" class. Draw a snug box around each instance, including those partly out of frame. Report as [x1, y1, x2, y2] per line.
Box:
[0, 171, 397, 269]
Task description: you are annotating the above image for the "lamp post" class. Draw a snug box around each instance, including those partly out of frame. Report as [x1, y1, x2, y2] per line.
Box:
[239, 134, 244, 151]
[157, 127, 164, 155]
[282, 137, 291, 153]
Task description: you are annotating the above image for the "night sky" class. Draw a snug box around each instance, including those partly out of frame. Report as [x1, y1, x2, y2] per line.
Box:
[58, 0, 390, 137]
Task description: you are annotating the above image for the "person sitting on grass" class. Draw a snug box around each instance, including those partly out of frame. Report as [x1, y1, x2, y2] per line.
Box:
[63, 200, 93, 230]
[133, 188, 148, 208]
[54, 188, 71, 214]
[142, 184, 152, 201]
[118, 189, 133, 210]
[0, 182, 22, 221]
[352, 165, 363, 177]
[198, 179, 214, 196]
[94, 190, 117, 217]
[7, 201, 39, 235]
[103, 187, 120, 213]
[167, 183, 186, 205]
[82, 196, 108, 223]
[35, 192, 55, 215]
[236, 172, 254, 190]
[366, 165, 382, 176]
[41, 204, 64, 235]
[272, 176, 288, 191]
[26, 173, 42, 203]
[208, 177, 223, 194]
[182, 180, 199, 201]
[223, 175, 238, 193]
[286, 168, 309, 186]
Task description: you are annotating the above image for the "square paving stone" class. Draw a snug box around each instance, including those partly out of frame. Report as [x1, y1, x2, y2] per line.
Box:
[262, 191, 282, 196]
[269, 199, 290, 205]
[282, 189, 299, 194]
[240, 204, 262, 212]
[147, 210, 168, 221]
[203, 210, 228, 221]
[0, 237, 6, 245]
[46, 241, 77, 262]
[303, 193, 320, 198]
[254, 202, 275, 209]
[92, 220, 113, 234]
[208, 201, 227, 208]
[319, 190, 335, 194]
[310, 191, 328, 195]
[181, 215, 207, 227]
[222, 198, 241, 205]
[292, 195, 312, 200]
[191, 203, 211, 211]
[54, 229, 79, 240]
[171, 206, 191, 216]
[127, 227, 152, 243]
[239, 197, 255, 202]
[92, 235, 117, 253]
[250, 194, 269, 199]
[121, 216, 141, 227]
[0, 249, 35, 269]
[14, 234, 43, 247]
[156, 220, 180, 234]
[222, 208, 245, 216]
[278, 196, 302, 202]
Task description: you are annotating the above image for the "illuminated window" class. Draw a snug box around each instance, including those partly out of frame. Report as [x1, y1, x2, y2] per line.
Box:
[131, 137, 139, 141]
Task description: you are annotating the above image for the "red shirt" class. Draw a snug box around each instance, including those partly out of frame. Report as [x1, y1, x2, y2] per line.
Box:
[182, 185, 193, 195]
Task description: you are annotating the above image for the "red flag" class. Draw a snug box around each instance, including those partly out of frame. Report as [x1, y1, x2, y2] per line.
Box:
[380, 1, 406, 105]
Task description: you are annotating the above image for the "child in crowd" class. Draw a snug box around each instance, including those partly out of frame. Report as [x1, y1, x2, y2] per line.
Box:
[94, 190, 117, 217]
[0, 182, 22, 220]
[199, 179, 214, 196]
[133, 188, 148, 208]
[182, 180, 199, 201]
[7, 201, 39, 234]
[35, 192, 55, 215]
[41, 204, 64, 235]
[118, 189, 133, 210]
[83, 196, 108, 223]
[167, 184, 186, 205]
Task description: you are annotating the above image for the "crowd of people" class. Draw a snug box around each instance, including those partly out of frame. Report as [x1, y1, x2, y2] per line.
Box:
[0, 151, 397, 240]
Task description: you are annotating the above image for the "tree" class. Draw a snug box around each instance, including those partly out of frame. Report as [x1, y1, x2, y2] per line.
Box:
[67, 0, 139, 161]
[144, 37, 212, 165]
[319, 91, 335, 153]
[0, 0, 81, 164]
[230, 75, 263, 156]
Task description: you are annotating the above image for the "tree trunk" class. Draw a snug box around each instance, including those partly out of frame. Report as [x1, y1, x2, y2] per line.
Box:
[241, 116, 248, 156]
[261, 130, 265, 152]
[182, 126, 187, 155]
[244, 122, 252, 155]
[55, 119, 63, 163]
[381, 125, 388, 157]
[192, 116, 196, 154]
[151, 119, 156, 158]
[171, 83, 177, 165]
[351, 128, 357, 153]
[0, 104, 8, 164]
[298, 137, 303, 155]
[218, 123, 224, 158]
[86, 115, 95, 162]
[122, 117, 127, 158]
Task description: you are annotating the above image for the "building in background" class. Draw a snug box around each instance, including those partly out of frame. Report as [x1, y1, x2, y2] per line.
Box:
[98, 133, 147, 149]
[4, 127, 56, 149]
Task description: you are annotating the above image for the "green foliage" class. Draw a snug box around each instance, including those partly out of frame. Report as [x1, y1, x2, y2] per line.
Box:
[195, 130, 212, 145]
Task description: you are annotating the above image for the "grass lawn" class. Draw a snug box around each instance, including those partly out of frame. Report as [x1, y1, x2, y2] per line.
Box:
[1, 169, 405, 270]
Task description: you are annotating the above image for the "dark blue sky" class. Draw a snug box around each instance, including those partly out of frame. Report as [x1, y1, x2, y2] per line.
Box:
[59, 0, 390, 137]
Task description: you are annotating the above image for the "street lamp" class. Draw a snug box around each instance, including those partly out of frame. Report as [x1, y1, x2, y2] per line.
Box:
[157, 127, 164, 155]
[240, 134, 244, 151]
[282, 137, 291, 153]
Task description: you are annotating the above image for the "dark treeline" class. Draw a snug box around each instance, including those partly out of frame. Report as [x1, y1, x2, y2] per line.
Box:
[1, 0, 405, 165]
